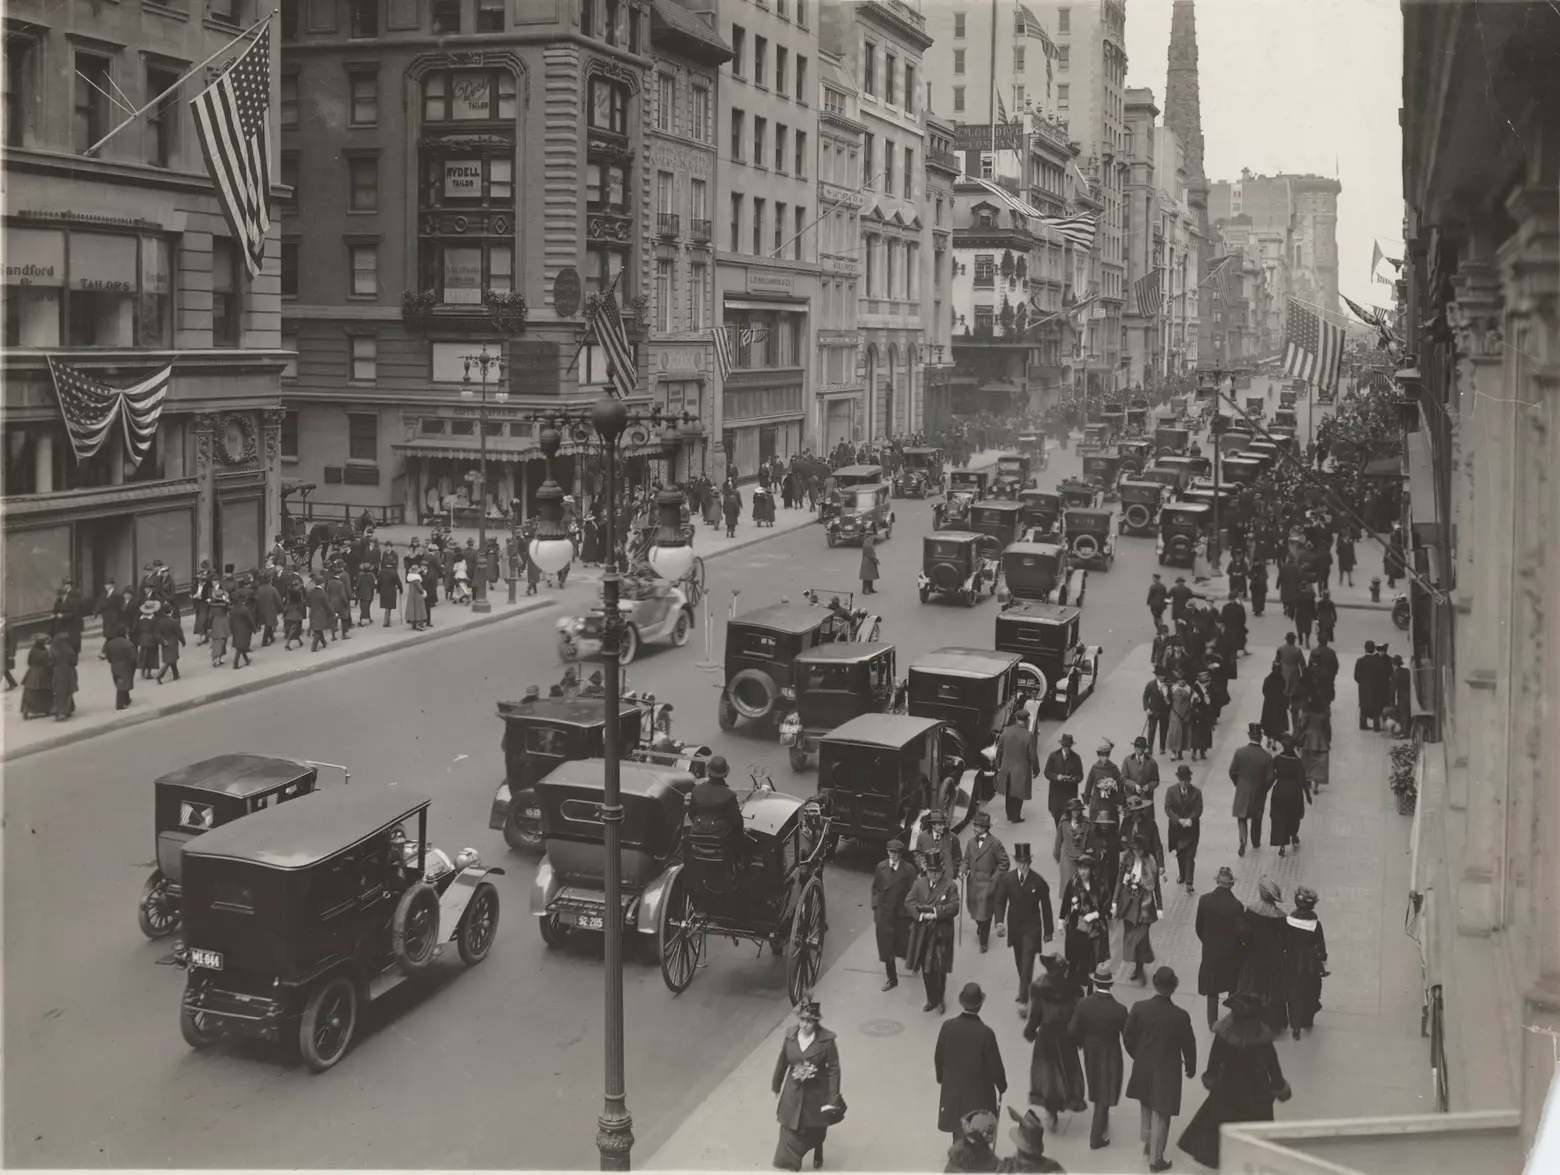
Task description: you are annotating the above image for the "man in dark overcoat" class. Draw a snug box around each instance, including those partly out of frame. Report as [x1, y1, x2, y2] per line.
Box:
[871, 839, 919, 990]
[254, 575, 283, 647]
[1354, 640, 1381, 730]
[1043, 733, 1084, 826]
[306, 574, 333, 652]
[905, 850, 961, 1013]
[103, 626, 138, 710]
[934, 982, 1007, 1138]
[1194, 865, 1245, 1028]
[1068, 963, 1129, 1150]
[1227, 723, 1274, 855]
[994, 708, 1038, 823]
[1123, 966, 1197, 1172]
[1163, 764, 1203, 892]
[50, 579, 84, 654]
[963, 811, 1010, 953]
[992, 844, 1054, 1013]
[914, 807, 963, 876]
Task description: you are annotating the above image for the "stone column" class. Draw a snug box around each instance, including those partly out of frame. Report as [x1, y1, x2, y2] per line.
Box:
[108, 430, 126, 486]
[261, 408, 285, 545]
[1446, 247, 1508, 937]
[191, 414, 217, 568]
[33, 430, 54, 493]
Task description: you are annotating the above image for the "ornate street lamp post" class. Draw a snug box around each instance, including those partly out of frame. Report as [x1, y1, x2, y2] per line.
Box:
[461, 343, 508, 613]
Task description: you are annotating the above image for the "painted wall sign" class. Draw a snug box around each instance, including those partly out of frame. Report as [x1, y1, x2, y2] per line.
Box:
[444, 160, 483, 197]
[746, 270, 795, 296]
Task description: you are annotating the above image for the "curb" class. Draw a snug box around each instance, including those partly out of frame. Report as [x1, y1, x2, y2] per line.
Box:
[1334, 599, 1393, 612]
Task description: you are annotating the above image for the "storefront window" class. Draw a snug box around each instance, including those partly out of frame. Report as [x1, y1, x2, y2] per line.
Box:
[586, 161, 630, 213]
[68, 233, 139, 347]
[587, 78, 630, 135]
[421, 70, 517, 123]
[3, 226, 63, 347]
[440, 244, 482, 305]
[138, 237, 172, 347]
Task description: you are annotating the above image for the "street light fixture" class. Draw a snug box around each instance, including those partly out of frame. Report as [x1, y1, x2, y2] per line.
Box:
[461, 343, 508, 613]
[528, 420, 575, 576]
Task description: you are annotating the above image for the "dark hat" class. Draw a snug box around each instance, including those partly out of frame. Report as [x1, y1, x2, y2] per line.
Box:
[1076, 850, 1099, 867]
[1215, 866, 1236, 886]
[960, 1110, 998, 1144]
[1092, 963, 1116, 989]
[1059, 733, 1075, 746]
[1007, 1106, 1049, 1157]
[1039, 953, 1068, 975]
[1176, 764, 1193, 779]
[706, 755, 729, 779]
[521, 686, 540, 702]
[1152, 966, 1180, 994]
[924, 806, 948, 824]
[886, 839, 906, 853]
[1013, 843, 1032, 863]
[548, 685, 564, 698]
[1063, 796, 1085, 813]
[1223, 991, 1265, 1015]
[958, 982, 986, 1012]
[1247, 722, 1265, 740]
[1128, 794, 1154, 811]
[589, 670, 604, 684]
[973, 811, 992, 828]
[1133, 735, 1150, 748]
[1294, 885, 1319, 909]
[923, 850, 945, 870]
[796, 997, 821, 1019]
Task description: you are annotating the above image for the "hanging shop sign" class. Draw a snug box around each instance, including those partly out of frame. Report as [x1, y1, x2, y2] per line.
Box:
[444, 160, 483, 198]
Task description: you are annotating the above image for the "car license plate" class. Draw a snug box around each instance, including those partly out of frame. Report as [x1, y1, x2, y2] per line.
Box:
[522, 807, 541, 819]
[189, 948, 223, 971]
[576, 914, 604, 931]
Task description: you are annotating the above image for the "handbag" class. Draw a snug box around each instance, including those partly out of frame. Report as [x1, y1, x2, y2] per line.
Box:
[820, 1095, 848, 1126]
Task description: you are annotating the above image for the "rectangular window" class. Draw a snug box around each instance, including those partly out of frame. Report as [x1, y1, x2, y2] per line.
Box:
[974, 254, 995, 287]
[655, 259, 671, 332]
[350, 244, 378, 296]
[1057, 83, 1069, 109]
[281, 241, 299, 297]
[350, 0, 378, 36]
[863, 42, 875, 95]
[585, 160, 629, 212]
[431, 0, 461, 32]
[211, 239, 241, 347]
[4, 36, 36, 147]
[476, 0, 505, 32]
[904, 63, 915, 113]
[489, 243, 513, 293]
[74, 52, 112, 155]
[281, 73, 299, 127]
[658, 73, 674, 131]
[885, 53, 896, 104]
[348, 413, 378, 461]
[307, 0, 338, 31]
[489, 156, 514, 203]
[730, 192, 744, 251]
[145, 65, 180, 168]
[954, 49, 965, 75]
[953, 86, 964, 112]
[691, 83, 711, 140]
[954, 12, 966, 37]
[280, 153, 299, 211]
[754, 116, 766, 167]
[348, 157, 378, 211]
[775, 124, 787, 172]
[349, 71, 378, 125]
[690, 261, 707, 328]
[731, 26, 745, 77]
[1058, 8, 1070, 33]
[1015, 84, 1025, 106]
[351, 336, 377, 382]
[883, 138, 893, 192]
[774, 201, 786, 256]
[795, 130, 806, 177]
[1015, 46, 1025, 71]
[795, 206, 805, 261]
[754, 36, 767, 87]
[1058, 45, 1069, 71]
[796, 56, 807, 102]
[657, 170, 674, 215]
[280, 408, 299, 453]
[691, 177, 708, 221]
[752, 198, 765, 255]
[797, 0, 807, 28]
[863, 133, 874, 187]
[776, 47, 788, 94]
[731, 109, 744, 161]
[903, 146, 913, 198]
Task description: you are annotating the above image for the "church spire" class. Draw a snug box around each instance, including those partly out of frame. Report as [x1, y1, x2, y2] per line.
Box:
[1164, 0, 1208, 208]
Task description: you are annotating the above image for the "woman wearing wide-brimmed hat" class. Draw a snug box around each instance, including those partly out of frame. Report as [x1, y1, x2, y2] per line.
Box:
[1238, 878, 1290, 1034]
[1022, 954, 1088, 1127]
[1059, 853, 1108, 989]
[1267, 736, 1312, 856]
[771, 996, 842, 1171]
[1052, 797, 1091, 894]
[134, 598, 162, 679]
[1175, 991, 1291, 1169]
[1281, 887, 1328, 1038]
[996, 1106, 1066, 1173]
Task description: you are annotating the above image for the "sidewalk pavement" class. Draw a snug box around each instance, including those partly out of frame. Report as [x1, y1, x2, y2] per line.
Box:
[647, 643, 1426, 1172]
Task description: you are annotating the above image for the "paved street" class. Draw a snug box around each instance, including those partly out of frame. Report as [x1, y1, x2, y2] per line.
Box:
[2, 392, 1400, 1169]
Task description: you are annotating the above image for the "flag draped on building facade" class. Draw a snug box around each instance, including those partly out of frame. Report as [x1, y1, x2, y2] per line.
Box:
[1342, 292, 1401, 348]
[1282, 298, 1345, 394]
[1133, 269, 1163, 318]
[46, 357, 172, 467]
[711, 327, 734, 381]
[189, 21, 273, 278]
[1043, 213, 1098, 253]
[588, 289, 636, 397]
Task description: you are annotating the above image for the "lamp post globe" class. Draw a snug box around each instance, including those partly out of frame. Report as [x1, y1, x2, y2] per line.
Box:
[649, 540, 695, 582]
[529, 536, 575, 576]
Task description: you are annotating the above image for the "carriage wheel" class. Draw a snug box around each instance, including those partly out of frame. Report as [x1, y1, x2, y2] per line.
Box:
[685, 557, 706, 608]
[786, 877, 827, 1005]
[658, 870, 703, 995]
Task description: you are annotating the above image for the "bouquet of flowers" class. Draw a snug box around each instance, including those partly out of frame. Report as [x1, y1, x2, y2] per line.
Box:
[790, 1060, 820, 1084]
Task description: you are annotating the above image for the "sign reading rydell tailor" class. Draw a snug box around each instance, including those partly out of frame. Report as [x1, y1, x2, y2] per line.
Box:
[444, 160, 483, 198]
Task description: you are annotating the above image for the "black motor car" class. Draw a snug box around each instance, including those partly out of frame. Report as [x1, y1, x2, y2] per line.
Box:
[988, 454, 1035, 499]
[1117, 479, 1166, 536]
[894, 447, 945, 498]
[933, 470, 989, 530]
[918, 532, 1003, 606]
[1057, 478, 1102, 510]
[1063, 508, 1116, 570]
[1139, 464, 1190, 497]
[1017, 431, 1050, 469]
[1221, 454, 1263, 485]
[905, 647, 1031, 807]
[1018, 488, 1063, 539]
[1077, 424, 1110, 454]
[1157, 502, 1213, 567]
[1116, 439, 1152, 475]
[1081, 454, 1122, 501]
[965, 500, 1027, 549]
[1272, 407, 1299, 432]
[1278, 390, 1299, 410]
[997, 541, 1086, 607]
[1220, 430, 1254, 456]
[1244, 395, 1264, 421]
[1153, 426, 1191, 457]
[719, 604, 858, 733]
[993, 602, 1102, 717]
[1182, 482, 1238, 514]
[779, 642, 898, 770]
[176, 787, 504, 1071]
[816, 714, 971, 850]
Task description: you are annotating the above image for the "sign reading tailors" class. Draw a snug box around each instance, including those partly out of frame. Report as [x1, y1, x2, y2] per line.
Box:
[444, 160, 483, 198]
[745, 270, 794, 296]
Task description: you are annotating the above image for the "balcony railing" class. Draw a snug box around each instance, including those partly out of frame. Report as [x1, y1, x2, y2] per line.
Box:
[689, 217, 712, 242]
[656, 213, 681, 238]
[928, 148, 959, 171]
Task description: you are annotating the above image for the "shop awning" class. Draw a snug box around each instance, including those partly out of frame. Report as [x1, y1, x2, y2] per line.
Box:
[393, 439, 665, 462]
[723, 298, 808, 311]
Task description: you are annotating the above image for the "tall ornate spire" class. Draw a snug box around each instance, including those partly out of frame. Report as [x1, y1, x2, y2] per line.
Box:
[1164, 0, 1208, 212]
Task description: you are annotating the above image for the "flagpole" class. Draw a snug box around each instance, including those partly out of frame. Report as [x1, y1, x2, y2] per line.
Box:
[84, 14, 271, 158]
[989, 0, 999, 157]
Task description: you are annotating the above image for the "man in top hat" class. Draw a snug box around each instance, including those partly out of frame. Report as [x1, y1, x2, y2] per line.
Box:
[1228, 722, 1275, 856]
[581, 669, 606, 698]
[1002, 1106, 1066, 1173]
[871, 839, 919, 990]
[1123, 966, 1198, 1173]
[905, 850, 961, 1013]
[1194, 866, 1246, 1029]
[1163, 764, 1204, 893]
[1043, 733, 1084, 828]
[992, 843, 1053, 1013]
[933, 982, 1007, 1138]
[1068, 962, 1129, 1150]
[1122, 735, 1161, 802]
[914, 807, 963, 877]
[963, 811, 1010, 953]
[994, 707, 1038, 824]
[686, 755, 745, 865]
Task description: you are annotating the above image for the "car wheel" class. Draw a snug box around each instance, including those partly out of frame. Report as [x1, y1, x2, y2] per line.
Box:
[789, 744, 810, 772]
[620, 626, 640, 665]
[457, 881, 500, 966]
[964, 588, 978, 608]
[179, 999, 222, 1051]
[298, 976, 357, 1073]
[539, 912, 570, 948]
[391, 883, 441, 977]
[503, 797, 544, 852]
[884, 524, 892, 541]
[138, 870, 180, 939]
[670, 610, 691, 647]
[919, 586, 930, 604]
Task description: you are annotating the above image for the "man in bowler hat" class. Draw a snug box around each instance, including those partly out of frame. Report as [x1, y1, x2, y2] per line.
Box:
[871, 839, 919, 990]
[992, 843, 1054, 1014]
[1043, 733, 1084, 827]
[934, 982, 1007, 1139]
[1123, 966, 1198, 1172]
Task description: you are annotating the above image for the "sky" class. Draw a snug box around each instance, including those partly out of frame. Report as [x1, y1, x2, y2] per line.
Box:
[1121, 0, 1404, 310]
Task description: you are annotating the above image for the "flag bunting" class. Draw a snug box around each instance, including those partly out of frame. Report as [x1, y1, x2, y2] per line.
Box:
[588, 288, 636, 398]
[1282, 298, 1345, 394]
[47, 357, 172, 466]
[710, 327, 733, 382]
[190, 21, 273, 278]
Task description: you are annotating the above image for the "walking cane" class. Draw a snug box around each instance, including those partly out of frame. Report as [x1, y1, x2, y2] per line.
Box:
[958, 873, 966, 946]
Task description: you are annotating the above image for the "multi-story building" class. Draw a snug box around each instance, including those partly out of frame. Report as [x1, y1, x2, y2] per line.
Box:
[1208, 170, 1342, 317]
[281, 0, 673, 525]
[3, 1, 288, 625]
[714, 0, 821, 472]
[814, 46, 864, 450]
[921, 2, 1054, 128]
[1020, 113, 1076, 406]
[1122, 87, 1159, 387]
[1154, 124, 1201, 376]
[822, 0, 931, 440]
[646, 3, 734, 475]
[921, 117, 959, 433]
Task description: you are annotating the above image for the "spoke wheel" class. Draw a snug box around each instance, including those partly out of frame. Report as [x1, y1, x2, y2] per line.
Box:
[658, 870, 703, 995]
[299, 976, 358, 1073]
[786, 877, 827, 1004]
[670, 611, 691, 647]
[179, 984, 222, 1051]
[138, 870, 180, 939]
[391, 883, 441, 976]
[456, 881, 500, 966]
[620, 625, 640, 665]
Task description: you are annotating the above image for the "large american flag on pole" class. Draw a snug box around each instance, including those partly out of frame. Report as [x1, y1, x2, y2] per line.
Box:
[589, 288, 636, 398]
[1133, 269, 1163, 318]
[46, 357, 172, 467]
[1282, 298, 1345, 394]
[190, 22, 273, 278]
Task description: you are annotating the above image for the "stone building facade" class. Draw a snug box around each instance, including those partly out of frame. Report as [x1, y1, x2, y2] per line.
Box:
[813, 47, 865, 451]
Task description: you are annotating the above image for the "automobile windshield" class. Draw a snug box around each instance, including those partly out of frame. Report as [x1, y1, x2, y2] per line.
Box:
[997, 458, 1024, 473]
[800, 663, 856, 693]
[1003, 621, 1068, 652]
[850, 490, 878, 511]
[1005, 552, 1058, 580]
[821, 749, 896, 796]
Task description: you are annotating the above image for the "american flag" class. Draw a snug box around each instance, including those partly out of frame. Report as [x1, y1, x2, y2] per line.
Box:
[997, 90, 1010, 125]
[190, 23, 273, 278]
[1282, 299, 1346, 394]
[711, 326, 734, 381]
[1202, 255, 1239, 303]
[589, 288, 636, 397]
[1133, 270, 1163, 318]
[47, 357, 172, 466]
[1043, 213, 1097, 253]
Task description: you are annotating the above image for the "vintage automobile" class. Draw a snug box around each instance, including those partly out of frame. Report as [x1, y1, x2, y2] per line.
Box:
[1244, 439, 1283, 466]
[965, 500, 1027, 549]
[918, 532, 1003, 606]
[832, 463, 884, 489]
[1116, 439, 1153, 475]
[906, 647, 1042, 807]
[894, 447, 945, 497]
[1268, 428, 1301, 455]
[1220, 454, 1264, 485]
[557, 576, 694, 664]
[1153, 426, 1191, 457]
[1140, 463, 1192, 497]
[933, 469, 989, 530]
[1064, 508, 1117, 570]
[1117, 479, 1167, 537]
[996, 541, 1087, 608]
[1101, 407, 1126, 436]
[1057, 478, 1102, 510]
[175, 787, 504, 1071]
[1017, 431, 1050, 469]
[816, 714, 973, 854]
[1076, 423, 1111, 454]
[993, 602, 1101, 718]
[139, 755, 334, 941]
[1244, 395, 1265, 420]
[1157, 454, 1212, 483]
[825, 481, 895, 547]
[1278, 389, 1299, 410]
[1018, 488, 1064, 539]
[1182, 482, 1238, 514]
[1126, 403, 1150, 433]
[1220, 429, 1254, 457]
[1157, 501, 1214, 567]
[779, 642, 898, 769]
[988, 453, 1036, 499]
[719, 602, 872, 734]
[1081, 454, 1122, 501]
[1272, 407, 1299, 432]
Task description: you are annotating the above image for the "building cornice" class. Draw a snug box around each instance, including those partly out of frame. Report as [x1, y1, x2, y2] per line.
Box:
[856, 1, 935, 51]
[3, 146, 289, 200]
[4, 349, 291, 376]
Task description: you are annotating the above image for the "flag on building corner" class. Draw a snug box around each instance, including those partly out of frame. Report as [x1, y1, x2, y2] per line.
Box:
[710, 326, 734, 381]
[589, 289, 636, 397]
[1133, 270, 1163, 318]
[1282, 299, 1345, 394]
[190, 21, 274, 278]
[1043, 213, 1097, 253]
[46, 357, 172, 466]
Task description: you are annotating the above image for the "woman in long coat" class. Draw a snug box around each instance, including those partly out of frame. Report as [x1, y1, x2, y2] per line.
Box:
[1052, 798, 1091, 894]
[49, 634, 78, 721]
[229, 598, 256, 667]
[1281, 887, 1328, 1037]
[1164, 676, 1194, 761]
[1059, 855, 1109, 988]
[21, 634, 54, 718]
[1260, 662, 1290, 744]
[1296, 703, 1331, 792]
[1238, 878, 1290, 1034]
[1176, 992, 1291, 1169]
[1249, 560, 1269, 617]
[1267, 738, 1312, 856]
[1189, 677, 1215, 760]
[135, 602, 161, 677]
[404, 569, 429, 630]
[1113, 833, 1163, 984]
[859, 534, 880, 595]
[206, 590, 231, 665]
[1022, 955, 1088, 1125]
[771, 999, 842, 1171]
